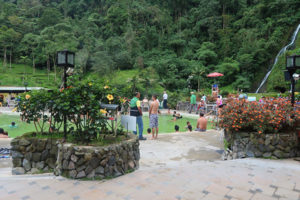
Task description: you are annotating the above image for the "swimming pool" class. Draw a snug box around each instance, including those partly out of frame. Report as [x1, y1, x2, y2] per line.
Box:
[142, 114, 212, 133]
[0, 114, 212, 138]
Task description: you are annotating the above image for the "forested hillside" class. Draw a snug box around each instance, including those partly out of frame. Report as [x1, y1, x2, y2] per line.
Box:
[0, 0, 299, 92]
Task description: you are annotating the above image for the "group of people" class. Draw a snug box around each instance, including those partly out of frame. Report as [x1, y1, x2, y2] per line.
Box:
[184, 113, 208, 132]
[129, 92, 208, 141]
[0, 94, 20, 107]
[189, 92, 208, 114]
[130, 92, 161, 140]
[141, 91, 169, 110]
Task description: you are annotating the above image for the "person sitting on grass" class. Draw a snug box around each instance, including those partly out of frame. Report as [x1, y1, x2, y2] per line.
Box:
[172, 111, 182, 121]
[9, 122, 17, 128]
[147, 128, 151, 135]
[195, 113, 207, 132]
[186, 122, 192, 132]
[0, 128, 9, 138]
[175, 125, 180, 132]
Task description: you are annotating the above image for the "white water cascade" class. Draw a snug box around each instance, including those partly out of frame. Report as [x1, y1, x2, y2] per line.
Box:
[255, 24, 300, 93]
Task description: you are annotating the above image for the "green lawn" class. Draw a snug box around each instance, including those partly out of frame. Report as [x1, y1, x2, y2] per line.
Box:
[0, 114, 212, 138]
[0, 63, 60, 89]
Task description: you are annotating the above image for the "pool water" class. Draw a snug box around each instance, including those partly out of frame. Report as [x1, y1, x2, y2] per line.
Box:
[0, 114, 212, 138]
[142, 114, 211, 134]
[0, 114, 39, 138]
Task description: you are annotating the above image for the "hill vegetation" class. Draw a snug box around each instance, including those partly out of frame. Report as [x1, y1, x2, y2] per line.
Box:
[0, 0, 299, 93]
[267, 33, 300, 92]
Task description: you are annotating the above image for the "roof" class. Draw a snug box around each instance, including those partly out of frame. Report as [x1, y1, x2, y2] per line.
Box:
[0, 87, 48, 93]
[100, 103, 119, 110]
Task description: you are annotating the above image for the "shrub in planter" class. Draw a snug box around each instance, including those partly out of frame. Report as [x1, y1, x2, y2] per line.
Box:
[17, 76, 126, 144]
[17, 90, 53, 134]
[219, 98, 300, 134]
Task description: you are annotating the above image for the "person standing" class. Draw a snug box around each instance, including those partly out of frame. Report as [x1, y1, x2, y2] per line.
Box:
[163, 91, 168, 109]
[149, 95, 159, 139]
[201, 94, 207, 103]
[130, 92, 146, 140]
[189, 92, 197, 113]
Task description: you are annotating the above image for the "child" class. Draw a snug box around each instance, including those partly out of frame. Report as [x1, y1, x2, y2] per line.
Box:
[172, 111, 182, 121]
[147, 128, 151, 135]
[175, 125, 180, 132]
[186, 122, 192, 132]
[9, 122, 17, 128]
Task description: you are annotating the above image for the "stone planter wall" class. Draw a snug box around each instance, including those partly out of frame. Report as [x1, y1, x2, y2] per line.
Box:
[59, 137, 140, 179]
[11, 134, 140, 179]
[222, 131, 300, 160]
[11, 138, 58, 175]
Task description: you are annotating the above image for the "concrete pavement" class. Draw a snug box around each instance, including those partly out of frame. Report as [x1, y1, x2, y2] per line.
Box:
[0, 131, 300, 200]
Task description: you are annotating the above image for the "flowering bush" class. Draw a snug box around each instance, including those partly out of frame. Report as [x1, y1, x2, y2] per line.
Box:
[17, 76, 126, 143]
[219, 98, 300, 134]
[18, 90, 52, 134]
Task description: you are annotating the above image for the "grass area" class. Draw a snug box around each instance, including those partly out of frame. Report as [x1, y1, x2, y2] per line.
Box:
[0, 114, 212, 138]
[109, 69, 139, 85]
[105, 68, 165, 95]
[0, 63, 60, 89]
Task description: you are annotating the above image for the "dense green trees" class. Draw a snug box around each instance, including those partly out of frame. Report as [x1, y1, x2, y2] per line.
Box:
[0, 0, 299, 92]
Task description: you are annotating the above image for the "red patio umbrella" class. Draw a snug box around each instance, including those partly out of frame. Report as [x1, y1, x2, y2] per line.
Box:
[207, 72, 224, 77]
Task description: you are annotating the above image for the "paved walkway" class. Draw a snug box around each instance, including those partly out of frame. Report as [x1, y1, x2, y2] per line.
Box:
[1, 132, 300, 200]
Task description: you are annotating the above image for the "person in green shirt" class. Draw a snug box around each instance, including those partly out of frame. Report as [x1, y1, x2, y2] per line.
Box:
[189, 92, 197, 114]
[130, 92, 147, 140]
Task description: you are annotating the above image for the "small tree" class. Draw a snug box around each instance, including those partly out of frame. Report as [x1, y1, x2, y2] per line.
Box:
[17, 77, 125, 144]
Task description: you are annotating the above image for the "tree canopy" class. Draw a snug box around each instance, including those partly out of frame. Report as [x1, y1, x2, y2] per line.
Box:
[0, 0, 299, 92]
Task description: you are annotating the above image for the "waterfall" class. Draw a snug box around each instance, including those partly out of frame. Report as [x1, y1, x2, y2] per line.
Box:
[255, 24, 300, 93]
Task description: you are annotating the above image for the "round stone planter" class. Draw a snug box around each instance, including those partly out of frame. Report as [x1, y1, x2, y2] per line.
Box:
[10, 137, 58, 175]
[59, 135, 140, 179]
[222, 131, 300, 160]
[10, 133, 140, 179]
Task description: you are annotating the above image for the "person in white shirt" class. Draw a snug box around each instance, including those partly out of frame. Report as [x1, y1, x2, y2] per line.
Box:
[163, 91, 168, 109]
[201, 94, 206, 103]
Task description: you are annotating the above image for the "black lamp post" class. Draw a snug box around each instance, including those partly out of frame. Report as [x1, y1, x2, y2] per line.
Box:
[57, 50, 75, 138]
[187, 75, 193, 92]
[24, 82, 28, 92]
[286, 55, 300, 107]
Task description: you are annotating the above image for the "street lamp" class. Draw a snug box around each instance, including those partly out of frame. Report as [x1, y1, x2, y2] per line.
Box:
[286, 55, 300, 106]
[24, 82, 28, 92]
[57, 50, 75, 89]
[57, 50, 75, 138]
[187, 75, 193, 92]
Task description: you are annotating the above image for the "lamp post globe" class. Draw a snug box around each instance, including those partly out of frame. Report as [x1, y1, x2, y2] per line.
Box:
[286, 55, 300, 107]
[57, 50, 75, 88]
[57, 50, 75, 139]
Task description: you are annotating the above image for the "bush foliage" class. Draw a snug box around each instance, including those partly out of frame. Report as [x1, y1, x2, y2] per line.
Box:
[17, 77, 125, 143]
[219, 98, 300, 134]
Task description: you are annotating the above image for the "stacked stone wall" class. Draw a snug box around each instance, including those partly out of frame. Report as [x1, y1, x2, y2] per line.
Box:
[222, 132, 300, 160]
[11, 134, 140, 179]
[11, 138, 58, 175]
